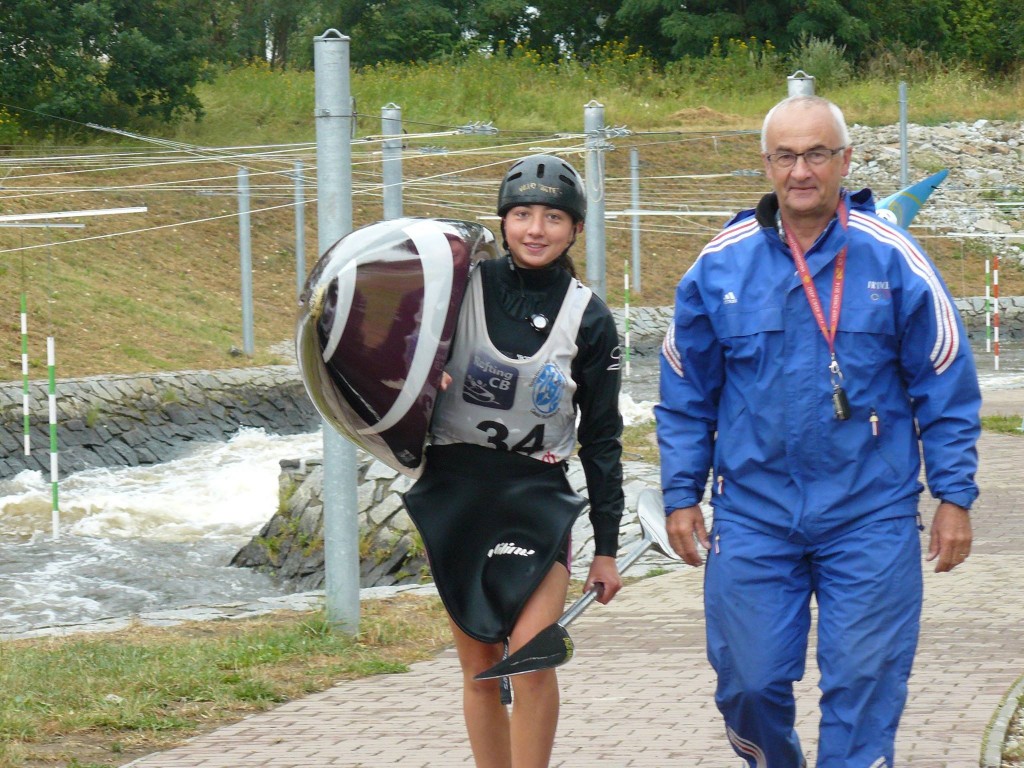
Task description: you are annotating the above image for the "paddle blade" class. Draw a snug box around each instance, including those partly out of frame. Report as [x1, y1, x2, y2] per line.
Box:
[473, 624, 575, 680]
[875, 169, 949, 228]
[637, 487, 683, 562]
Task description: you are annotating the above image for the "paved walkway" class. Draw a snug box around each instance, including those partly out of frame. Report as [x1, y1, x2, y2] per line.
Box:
[126, 395, 1024, 768]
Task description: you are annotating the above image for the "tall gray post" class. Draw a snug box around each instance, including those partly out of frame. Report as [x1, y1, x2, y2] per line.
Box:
[629, 146, 641, 295]
[381, 103, 403, 220]
[787, 70, 816, 96]
[314, 29, 359, 633]
[584, 100, 607, 301]
[899, 81, 909, 187]
[237, 167, 255, 356]
[294, 159, 306, 299]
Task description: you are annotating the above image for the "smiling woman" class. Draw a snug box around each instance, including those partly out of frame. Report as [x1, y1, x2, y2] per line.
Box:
[401, 153, 627, 768]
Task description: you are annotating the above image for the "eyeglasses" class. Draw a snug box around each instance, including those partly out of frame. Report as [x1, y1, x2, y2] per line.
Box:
[764, 147, 846, 168]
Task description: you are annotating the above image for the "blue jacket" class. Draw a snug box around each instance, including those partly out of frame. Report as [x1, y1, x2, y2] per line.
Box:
[655, 188, 981, 543]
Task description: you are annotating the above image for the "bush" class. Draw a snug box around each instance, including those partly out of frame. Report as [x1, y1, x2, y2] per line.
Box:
[0, 106, 26, 146]
[666, 37, 784, 95]
[787, 33, 853, 89]
[861, 41, 946, 82]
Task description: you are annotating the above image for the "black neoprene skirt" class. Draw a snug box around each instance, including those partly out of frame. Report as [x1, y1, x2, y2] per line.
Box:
[402, 443, 586, 643]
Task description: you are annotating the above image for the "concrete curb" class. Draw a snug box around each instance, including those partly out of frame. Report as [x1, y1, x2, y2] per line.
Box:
[982, 673, 1024, 768]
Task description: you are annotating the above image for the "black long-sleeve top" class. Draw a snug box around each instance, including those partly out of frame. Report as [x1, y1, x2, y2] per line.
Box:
[477, 255, 624, 557]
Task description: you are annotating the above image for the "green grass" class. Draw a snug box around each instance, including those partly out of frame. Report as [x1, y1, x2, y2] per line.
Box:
[982, 415, 1024, 435]
[169, 47, 1024, 149]
[0, 597, 450, 767]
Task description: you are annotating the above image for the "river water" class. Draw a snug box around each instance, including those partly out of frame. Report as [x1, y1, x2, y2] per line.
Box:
[1, 340, 1021, 636]
[0, 429, 325, 635]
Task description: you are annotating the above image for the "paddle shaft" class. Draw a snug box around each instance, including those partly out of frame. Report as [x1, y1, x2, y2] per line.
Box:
[557, 532, 654, 628]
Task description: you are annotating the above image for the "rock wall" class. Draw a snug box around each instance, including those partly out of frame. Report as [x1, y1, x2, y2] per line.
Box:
[0, 366, 319, 480]
[229, 456, 425, 591]
[229, 451, 665, 591]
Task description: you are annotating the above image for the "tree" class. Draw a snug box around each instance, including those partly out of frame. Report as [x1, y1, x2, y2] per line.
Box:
[944, 0, 1024, 73]
[202, 0, 275, 66]
[785, 0, 872, 62]
[863, 0, 951, 57]
[0, 0, 210, 138]
[518, 0, 624, 59]
[454, 0, 535, 52]
[616, 0, 881, 64]
[305, 0, 463, 67]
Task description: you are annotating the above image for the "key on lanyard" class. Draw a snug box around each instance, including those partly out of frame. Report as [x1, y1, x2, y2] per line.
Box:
[829, 357, 851, 421]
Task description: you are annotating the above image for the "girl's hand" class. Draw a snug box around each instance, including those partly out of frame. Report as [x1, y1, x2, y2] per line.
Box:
[584, 555, 623, 605]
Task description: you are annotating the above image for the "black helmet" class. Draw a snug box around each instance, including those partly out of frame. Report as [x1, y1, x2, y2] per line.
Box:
[496, 154, 586, 222]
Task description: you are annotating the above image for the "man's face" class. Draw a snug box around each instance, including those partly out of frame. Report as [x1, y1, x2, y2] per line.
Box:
[762, 103, 853, 225]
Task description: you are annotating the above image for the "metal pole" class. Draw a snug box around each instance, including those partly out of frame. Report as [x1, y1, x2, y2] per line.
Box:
[630, 146, 641, 295]
[314, 28, 360, 633]
[294, 160, 306, 300]
[993, 253, 1001, 371]
[623, 261, 631, 378]
[47, 336, 59, 540]
[381, 103, 403, 220]
[899, 82, 909, 187]
[21, 293, 30, 455]
[237, 167, 255, 356]
[985, 259, 992, 353]
[584, 100, 607, 300]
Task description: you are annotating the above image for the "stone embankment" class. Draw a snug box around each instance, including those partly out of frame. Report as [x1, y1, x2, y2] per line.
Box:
[0, 367, 319, 480]
[229, 452, 664, 591]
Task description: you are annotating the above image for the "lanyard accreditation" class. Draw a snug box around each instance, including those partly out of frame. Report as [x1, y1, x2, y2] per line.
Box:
[782, 198, 852, 420]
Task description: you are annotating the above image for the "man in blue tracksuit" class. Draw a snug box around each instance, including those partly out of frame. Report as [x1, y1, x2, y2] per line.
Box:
[655, 95, 981, 767]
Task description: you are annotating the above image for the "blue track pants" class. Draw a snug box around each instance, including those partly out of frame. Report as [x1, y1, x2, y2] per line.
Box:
[704, 516, 922, 767]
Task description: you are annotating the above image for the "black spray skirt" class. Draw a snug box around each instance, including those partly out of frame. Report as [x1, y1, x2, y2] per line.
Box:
[403, 443, 586, 644]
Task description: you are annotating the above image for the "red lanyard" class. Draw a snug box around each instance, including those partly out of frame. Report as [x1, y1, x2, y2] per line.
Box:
[782, 199, 849, 360]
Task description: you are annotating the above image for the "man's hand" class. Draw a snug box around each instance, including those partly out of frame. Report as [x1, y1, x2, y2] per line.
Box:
[926, 501, 972, 573]
[666, 506, 711, 567]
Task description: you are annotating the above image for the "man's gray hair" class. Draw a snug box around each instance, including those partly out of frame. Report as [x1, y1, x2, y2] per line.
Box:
[761, 95, 852, 152]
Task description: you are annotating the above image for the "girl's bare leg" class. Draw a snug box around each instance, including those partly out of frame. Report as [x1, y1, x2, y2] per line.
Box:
[448, 564, 570, 768]
[508, 564, 571, 768]
[449, 618, 512, 768]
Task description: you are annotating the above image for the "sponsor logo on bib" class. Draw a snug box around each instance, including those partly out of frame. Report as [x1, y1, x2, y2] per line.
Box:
[532, 362, 566, 416]
[463, 353, 517, 409]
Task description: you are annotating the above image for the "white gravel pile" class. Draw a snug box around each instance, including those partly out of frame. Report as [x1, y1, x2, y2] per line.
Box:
[848, 120, 1024, 268]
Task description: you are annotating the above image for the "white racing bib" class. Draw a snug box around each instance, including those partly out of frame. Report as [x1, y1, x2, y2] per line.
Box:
[431, 266, 592, 463]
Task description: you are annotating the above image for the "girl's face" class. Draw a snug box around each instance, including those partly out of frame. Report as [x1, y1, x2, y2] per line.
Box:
[503, 205, 581, 269]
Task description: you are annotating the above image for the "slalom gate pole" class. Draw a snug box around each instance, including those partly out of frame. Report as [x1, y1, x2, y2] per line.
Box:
[21, 293, 30, 455]
[985, 259, 992, 353]
[624, 260, 631, 378]
[993, 253, 1000, 371]
[47, 336, 60, 540]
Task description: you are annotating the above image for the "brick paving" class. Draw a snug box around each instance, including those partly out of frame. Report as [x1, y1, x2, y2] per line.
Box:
[127, 396, 1024, 768]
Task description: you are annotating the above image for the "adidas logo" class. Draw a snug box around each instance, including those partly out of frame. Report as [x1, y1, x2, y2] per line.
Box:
[723, 291, 738, 305]
[488, 542, 537, 558]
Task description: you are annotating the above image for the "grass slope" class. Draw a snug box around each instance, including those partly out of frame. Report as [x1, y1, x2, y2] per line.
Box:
[3, 57, 1024, 379]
